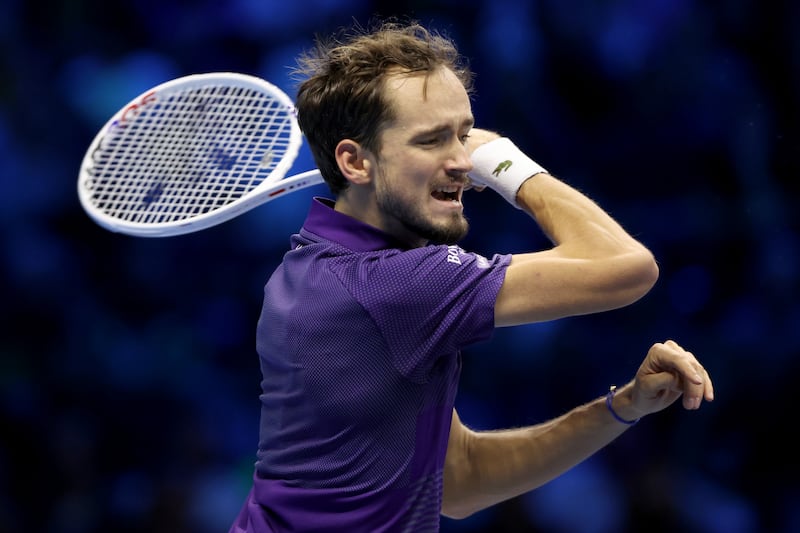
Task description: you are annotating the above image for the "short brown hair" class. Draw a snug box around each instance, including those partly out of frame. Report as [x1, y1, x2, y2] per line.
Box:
[293, 20, 474, 194]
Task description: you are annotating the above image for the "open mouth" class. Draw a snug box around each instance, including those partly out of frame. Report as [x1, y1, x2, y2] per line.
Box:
[431, 185, 461, 203]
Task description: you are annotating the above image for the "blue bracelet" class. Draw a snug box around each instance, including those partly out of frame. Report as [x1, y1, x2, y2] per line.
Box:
[606, 385, 639, 425]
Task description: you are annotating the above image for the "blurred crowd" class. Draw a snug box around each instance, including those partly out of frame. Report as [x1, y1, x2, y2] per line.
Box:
[1, 1, 798, 532]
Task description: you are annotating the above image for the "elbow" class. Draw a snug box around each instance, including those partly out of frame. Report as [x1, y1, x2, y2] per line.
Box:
[635, 250, 660, 295]
[441, 502, 479, 521]
[441, 427, 483, 520]
[441, 475, 482, 520]
[621, 249, 659, 304]
[596, 249, 659, 312]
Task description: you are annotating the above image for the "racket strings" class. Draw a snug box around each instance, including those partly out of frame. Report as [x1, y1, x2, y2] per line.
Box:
[85, 84, 295, 224]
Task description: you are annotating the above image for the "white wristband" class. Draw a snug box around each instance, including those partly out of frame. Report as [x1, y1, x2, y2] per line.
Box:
[468, 137, 548, 208]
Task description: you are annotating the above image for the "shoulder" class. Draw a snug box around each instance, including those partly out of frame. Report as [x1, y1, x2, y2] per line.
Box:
[332, 245, 511, 305]
[344, 244, 509, 277]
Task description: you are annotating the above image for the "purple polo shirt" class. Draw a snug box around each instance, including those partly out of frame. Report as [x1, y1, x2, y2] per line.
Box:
[230, 198, 511, 532]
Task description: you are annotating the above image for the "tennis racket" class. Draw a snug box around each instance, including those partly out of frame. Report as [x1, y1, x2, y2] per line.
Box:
[77, 72, 325, 237]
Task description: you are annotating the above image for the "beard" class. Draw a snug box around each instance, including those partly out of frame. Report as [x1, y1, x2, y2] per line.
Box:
[376, 184, 470, 244]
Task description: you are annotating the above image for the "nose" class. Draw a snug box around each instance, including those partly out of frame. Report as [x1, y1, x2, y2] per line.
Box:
[447, 138, 473, 175]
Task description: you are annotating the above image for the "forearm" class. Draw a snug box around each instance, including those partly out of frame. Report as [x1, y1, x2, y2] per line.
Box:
[516, 174, 652, 259]
[468, 133, 652, 260]
[444, 387, 637, 518]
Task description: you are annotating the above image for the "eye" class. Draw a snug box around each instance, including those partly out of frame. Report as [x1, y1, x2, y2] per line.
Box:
[459, 134, 471, 145]
[418, 136, 441, 147]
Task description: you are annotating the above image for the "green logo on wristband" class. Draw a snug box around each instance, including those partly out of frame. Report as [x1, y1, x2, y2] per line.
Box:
[492, 160, 513, 176]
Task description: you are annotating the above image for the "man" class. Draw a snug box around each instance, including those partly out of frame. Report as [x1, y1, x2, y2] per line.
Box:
[230, 21, 713, 532]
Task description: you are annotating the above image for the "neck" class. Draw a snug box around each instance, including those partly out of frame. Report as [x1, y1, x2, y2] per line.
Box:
[334, 189, 428, 248]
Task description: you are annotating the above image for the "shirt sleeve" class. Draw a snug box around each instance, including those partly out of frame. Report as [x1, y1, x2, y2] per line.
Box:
[334, 245, 512, 381]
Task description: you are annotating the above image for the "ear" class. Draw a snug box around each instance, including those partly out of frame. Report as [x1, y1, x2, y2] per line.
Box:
[335, 139, 373, 186]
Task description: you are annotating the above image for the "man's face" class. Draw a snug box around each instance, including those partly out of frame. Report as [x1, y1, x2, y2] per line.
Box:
[371, 67, 474, 246]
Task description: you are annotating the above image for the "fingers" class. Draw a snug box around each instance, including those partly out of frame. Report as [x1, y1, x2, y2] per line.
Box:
[656, 340, 714, 409]
[465, 128, 502, 154]
[639, 340, 714, 412]
[465, 178, 487, 192]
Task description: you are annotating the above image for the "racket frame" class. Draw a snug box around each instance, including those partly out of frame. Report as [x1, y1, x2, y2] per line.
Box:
[77, 72, 324, 237]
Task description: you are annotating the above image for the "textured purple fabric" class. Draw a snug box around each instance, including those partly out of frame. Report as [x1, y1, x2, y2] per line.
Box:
[231, 198, 511, 532]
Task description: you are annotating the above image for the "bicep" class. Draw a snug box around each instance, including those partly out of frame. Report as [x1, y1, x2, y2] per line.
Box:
[494, 248, 658, 327]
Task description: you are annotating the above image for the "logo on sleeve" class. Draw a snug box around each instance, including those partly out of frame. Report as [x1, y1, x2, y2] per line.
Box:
[446, 245, 462, 265]
[474, 254, 490, 269]
[446, 245, 491, 269]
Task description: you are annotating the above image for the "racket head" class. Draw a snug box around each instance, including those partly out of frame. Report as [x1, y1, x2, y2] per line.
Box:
[78, 72, 317, 237]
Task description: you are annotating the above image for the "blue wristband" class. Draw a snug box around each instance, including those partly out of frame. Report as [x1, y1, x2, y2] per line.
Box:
[606, 385, 639, 425]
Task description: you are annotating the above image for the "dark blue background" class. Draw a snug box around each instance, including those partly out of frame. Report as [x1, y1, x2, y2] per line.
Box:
[2, 1, 798, 531]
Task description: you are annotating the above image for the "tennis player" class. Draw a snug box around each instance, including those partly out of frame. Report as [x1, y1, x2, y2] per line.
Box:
[229, 20, 714, 532]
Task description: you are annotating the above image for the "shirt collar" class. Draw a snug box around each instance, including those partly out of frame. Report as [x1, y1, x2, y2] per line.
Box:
[302, 197, 412, 252]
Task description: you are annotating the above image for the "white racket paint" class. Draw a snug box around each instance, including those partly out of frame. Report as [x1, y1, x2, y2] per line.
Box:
[78, 72, 324, 237]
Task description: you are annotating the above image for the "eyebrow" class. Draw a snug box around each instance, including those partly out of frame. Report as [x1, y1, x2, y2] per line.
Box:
[414, 116, 475, 137]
